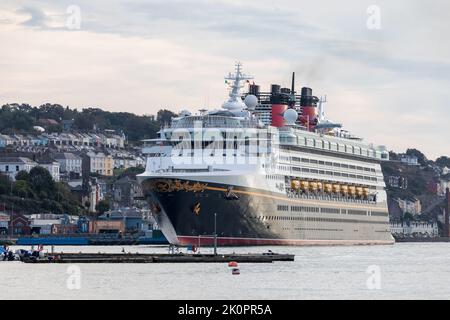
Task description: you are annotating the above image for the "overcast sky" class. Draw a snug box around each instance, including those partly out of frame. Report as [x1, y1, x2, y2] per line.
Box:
[0, 0, 449, 159]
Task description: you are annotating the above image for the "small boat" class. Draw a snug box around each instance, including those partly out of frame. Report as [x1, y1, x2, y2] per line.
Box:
[231, 268, 240, 275]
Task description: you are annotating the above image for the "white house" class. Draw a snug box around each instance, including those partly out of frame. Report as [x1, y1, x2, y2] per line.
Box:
[37, 160, 60, 182]
[53, 152, 82, 174]
[0, 157, 37, 180]
[399, 154, 419, 166]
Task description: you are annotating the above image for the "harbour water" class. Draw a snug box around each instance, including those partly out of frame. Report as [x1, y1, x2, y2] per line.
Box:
[1, 243, 450, 300]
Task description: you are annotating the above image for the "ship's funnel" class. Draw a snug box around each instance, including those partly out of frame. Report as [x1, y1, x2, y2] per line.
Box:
[300, 87, 318, 131]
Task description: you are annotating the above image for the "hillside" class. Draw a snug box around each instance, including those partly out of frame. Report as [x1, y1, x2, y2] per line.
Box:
[382, 150, 447, 224]
[0, 103, 177, 143]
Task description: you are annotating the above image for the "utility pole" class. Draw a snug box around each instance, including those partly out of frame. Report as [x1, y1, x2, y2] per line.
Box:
[213, 213, 217, 255]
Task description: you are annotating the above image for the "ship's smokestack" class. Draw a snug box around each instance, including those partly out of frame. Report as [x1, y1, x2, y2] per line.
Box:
[249, 84, 260, 97]
[271, 84, 281, 94]
[270, 84, 286, 127]
[300, 87, 318, 131]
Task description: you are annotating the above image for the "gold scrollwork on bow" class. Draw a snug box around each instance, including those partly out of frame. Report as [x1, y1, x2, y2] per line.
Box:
[147, 179, 208, 193]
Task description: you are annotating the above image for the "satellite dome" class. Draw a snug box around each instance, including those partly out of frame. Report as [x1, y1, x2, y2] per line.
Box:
[283, 109, 298, 125]
[179, 110, 191, 117]
[244, 95, 258, 110]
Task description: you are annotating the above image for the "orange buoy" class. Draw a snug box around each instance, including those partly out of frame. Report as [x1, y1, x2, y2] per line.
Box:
[228, 261, 238, 267]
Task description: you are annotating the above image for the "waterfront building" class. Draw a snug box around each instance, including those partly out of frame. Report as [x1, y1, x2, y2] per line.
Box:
[390, 221, 439, 238]
[99, 208, 144, 233]
[395, 197, 422, 216]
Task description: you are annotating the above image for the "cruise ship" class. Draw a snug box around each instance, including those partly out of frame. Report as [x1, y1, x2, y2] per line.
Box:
[137, 63, 394, 246]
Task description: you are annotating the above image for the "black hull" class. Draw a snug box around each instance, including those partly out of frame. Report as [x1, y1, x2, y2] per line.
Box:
[141, 178, 394, 246]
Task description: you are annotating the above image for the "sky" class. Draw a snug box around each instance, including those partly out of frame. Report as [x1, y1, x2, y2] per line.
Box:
[0, 0, 449, 159]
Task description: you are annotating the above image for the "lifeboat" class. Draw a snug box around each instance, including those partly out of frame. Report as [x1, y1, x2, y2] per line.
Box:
[356, 186, 363, 197]
[348, 186, 356, 196]
[291, 180, 300, 190]
[317, 182, 323, 191]
[340, 185, 348, 195]
[332, 184, 341, 193]
[300, 181, 309, 192]
[324, 183, 333, 193]
[363, 187, 370, 197]
[309, 181, 318, 192]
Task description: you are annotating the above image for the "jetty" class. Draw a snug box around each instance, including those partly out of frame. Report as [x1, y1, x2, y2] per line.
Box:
[20, 252, 295, 264]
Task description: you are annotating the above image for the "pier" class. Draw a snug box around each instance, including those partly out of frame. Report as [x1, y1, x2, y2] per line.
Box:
[20, 252, 295, 264]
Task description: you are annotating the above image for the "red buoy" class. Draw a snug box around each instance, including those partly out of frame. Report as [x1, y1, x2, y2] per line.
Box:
[228, 261, 238, 267]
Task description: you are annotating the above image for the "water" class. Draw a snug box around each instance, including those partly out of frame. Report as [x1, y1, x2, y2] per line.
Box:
[1, 243, 450, 300]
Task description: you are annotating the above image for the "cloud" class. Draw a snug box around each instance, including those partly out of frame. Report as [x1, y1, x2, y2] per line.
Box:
[16, 6, 48, 28]
[0, 0, 449, 159]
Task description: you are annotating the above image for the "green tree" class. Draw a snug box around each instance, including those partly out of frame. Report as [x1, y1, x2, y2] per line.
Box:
[117, 166, 145, 179]
[157, 109, 177, 124]
[15, 170, 30, 182]
[0, 174, 12, 195]
[436, 156, 450, 168]
[28, 166, 55, 195]
[13, 180, 30, 198]
[95, 200, 110, 215]
[406, 149, 427, 166]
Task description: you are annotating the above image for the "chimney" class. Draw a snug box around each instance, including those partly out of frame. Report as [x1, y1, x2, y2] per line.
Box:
[446, 188, 450, 237]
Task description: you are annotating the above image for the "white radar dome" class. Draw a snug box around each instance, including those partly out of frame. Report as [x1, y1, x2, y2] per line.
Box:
[283, 109, 298, 125]
[244, 94, 258, 110]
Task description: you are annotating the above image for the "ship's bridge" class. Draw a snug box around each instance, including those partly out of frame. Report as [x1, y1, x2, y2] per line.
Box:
[169, 115, 260, 130]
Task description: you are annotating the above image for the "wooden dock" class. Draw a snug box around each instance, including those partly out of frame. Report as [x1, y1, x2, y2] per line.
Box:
[21, 252, 295, 263]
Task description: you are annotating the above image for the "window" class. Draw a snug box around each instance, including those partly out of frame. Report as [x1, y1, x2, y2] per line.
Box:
[16, 165, 19, 171]
[5, 165, 9, 172]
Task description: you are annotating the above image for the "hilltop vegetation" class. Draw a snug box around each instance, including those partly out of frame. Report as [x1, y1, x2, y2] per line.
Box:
[0, 103, 177, 143]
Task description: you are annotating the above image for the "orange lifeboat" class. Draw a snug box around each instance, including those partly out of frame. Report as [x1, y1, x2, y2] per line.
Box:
[332, 184, 341, 193]
[348, 186, 356, 196]
[291, 180, 300, 190]
[363, 187, 370, 198]
[300, 181, 309, 192]
[356, 186, 363, 197]
[340, 185, 348, 195]
[317, 182, 323, 191]
[309, 181, 318, 192]
[324, 183, 333, 193]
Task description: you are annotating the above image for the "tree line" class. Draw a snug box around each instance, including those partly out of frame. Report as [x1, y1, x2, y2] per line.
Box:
[0, 103, 177, 143]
